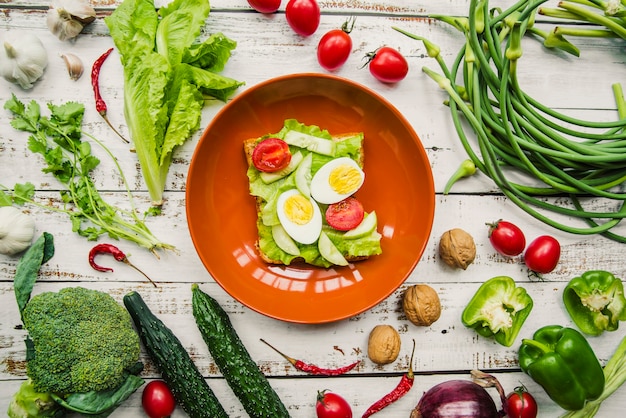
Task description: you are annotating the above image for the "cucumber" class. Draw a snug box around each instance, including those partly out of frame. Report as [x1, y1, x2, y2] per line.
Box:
[123, 291, 228, 418]
[260, 151, 304, 183]
[191, 284, 290, 418]
[284, 130, 336, 156]
[318, 231, 349, 266]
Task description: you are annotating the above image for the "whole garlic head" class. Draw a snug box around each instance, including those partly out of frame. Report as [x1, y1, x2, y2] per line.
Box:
[0, 206, 36, 255]
[47, 0, 96, 41]
[0, 31, 48, 89]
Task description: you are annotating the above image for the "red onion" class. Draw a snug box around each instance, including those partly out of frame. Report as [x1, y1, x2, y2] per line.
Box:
[410, 370, 506, 418]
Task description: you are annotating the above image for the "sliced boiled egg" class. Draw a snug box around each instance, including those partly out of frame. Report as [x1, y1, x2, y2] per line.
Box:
[276, 188, 323, 245]
[310, 157, 365, 204]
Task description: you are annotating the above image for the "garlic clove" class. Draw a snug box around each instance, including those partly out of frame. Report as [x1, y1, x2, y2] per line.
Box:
[60, 52, 84, 80]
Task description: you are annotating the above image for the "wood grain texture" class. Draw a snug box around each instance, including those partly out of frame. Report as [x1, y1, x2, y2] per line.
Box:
[1, 0, 626, 417]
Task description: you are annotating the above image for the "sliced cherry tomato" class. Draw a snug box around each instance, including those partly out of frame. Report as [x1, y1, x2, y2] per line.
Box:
[252, 137, 292, 173]
[285, 0, 320, 37]
[325, 197, 364, 231]
[487, 219, 526, 257]
[505, 386, 538, 418]
[365, 46, 409, 83]
[524, 235, 560, 274]
[142, 380, 176, 418]
[247, 0, 281, 13]
[316, 390, 353, 418]
[317, 18, 355, 71]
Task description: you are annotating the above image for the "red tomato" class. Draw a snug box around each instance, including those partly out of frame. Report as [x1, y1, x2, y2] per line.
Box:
[316, 390, 352, 418]
[505, 387, 538, 418]
[142, 380, 176, 418]
[285, 0, 320, 36]
[487, 219, 526, 257]
[524, 235, 561, 274]
[366, 46, 409, 83]
[247, 0, 281, 13]
[325, 197, 364, 231]
[317, 19, 355, 71]
[252, 137, 292, 173]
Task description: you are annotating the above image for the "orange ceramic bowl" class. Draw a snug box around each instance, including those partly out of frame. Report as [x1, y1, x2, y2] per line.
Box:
[186, 73, 434, 323]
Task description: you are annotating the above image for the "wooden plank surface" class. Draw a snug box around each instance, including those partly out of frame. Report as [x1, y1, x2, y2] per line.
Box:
[2, 0, 626, 416]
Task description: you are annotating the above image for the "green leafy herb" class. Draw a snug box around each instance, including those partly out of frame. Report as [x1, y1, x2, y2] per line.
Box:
[3, 94, 174, 254]
[13, 232, 54, 319]
[105, 0, 244, 205]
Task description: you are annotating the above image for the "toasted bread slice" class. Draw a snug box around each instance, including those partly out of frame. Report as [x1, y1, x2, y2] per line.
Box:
[244, 132, 375, 266]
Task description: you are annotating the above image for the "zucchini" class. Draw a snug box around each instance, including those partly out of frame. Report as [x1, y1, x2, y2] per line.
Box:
[191, 284, 290, 418]
[123, 291, 228, 418]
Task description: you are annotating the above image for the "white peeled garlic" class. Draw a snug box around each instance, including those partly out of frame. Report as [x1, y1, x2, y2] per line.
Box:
[47, 0, 96, 42]
[0, 206, 36, 256]
[0, 31, 48, 89]
[60, 52, 84, 80]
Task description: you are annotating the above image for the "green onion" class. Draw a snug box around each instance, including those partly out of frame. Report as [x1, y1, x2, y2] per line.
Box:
[393, 0, 626, 242]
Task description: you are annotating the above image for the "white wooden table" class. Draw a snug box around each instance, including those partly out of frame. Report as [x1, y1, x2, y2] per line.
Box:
[1, 0, 625, 416]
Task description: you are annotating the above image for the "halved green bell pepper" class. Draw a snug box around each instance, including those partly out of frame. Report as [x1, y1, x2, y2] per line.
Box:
[519, 325, 605, 411]
[461, 276, 533, 347]
[563, 270, 626, 336]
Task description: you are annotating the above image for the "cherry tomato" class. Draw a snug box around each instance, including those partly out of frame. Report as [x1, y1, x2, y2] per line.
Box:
[365, 46, 409, 83]
[247, 0, 281, 13]
[317, 18, 355, 71]
[142, 380, 176, 418]
[505, 386, 538, 418]
[285, 0, 320, 37]
[252, 137, 292, 173]
[316, 390, 353, 418]
[325, 197, 364, 231]
[524, 235, 561, 274]
[487, 219, 526, 257]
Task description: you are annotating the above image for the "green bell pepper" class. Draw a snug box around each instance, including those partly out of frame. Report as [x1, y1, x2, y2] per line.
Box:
[563, 270, 626, 336]
[461, 276, 533, 347]
[519, 325, 605, 411]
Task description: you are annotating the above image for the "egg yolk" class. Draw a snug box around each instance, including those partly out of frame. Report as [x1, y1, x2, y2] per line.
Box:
[329, 165, 362, 194]
[284, 194, 314, 225]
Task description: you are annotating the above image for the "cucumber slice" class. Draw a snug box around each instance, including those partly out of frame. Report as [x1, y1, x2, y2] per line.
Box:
[284, 130, 336, 156]
[272, 224, 301, 256]
[318, 231, 349, 266]
[343, 211, 378, 239]
[295, 152, 313, 197]
[260, 151, 303, 184]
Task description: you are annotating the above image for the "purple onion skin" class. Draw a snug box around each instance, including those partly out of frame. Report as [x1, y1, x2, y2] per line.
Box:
[410, 380, 502, 418]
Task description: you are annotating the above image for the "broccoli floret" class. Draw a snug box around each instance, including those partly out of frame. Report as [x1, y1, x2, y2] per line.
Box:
[22, 287, 141, 395]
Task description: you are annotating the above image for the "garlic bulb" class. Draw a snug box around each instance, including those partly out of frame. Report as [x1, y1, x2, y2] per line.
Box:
[0, 31, 48, 89]
[0, 206, 36, 256]
[47, 0, 96, 42]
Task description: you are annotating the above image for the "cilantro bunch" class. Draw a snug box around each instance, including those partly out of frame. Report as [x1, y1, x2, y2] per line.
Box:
[2, 94, 173, 254]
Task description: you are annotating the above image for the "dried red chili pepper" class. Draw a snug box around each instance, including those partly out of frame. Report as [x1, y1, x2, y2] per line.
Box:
[89, 243, 157, 287]
[361, 339, 416, 417]
[91, 48, 129, 144]
[260, 338, 360, 376]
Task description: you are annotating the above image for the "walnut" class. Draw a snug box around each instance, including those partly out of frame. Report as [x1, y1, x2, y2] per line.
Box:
[403, 284, 441, 326]
[367, 325, 401, 365]
[438, 228, 476, 269]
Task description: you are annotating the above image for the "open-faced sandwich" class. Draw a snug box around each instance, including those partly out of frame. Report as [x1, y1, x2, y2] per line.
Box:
[244, 119, 382, 268]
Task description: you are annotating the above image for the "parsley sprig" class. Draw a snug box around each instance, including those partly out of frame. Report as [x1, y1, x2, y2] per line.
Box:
[3, 94, 174, 254]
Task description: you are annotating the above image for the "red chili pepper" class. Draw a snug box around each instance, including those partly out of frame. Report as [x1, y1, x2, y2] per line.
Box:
[91, 48, 129, 144]
[89, 243, 157, 287]
[361, 339, 416, 418]
[260, 338, 360, 376]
